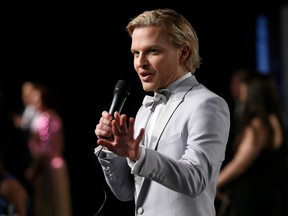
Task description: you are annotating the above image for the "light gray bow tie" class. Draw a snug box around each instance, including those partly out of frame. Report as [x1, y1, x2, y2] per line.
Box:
[142, 89, 171, 111]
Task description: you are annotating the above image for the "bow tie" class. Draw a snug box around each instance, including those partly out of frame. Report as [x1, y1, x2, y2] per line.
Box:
[142, 89, 171, 111]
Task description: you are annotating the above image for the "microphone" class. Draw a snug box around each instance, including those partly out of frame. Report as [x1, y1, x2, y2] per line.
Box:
[96, 80, 130, 141]
[108, 80, 131, 115]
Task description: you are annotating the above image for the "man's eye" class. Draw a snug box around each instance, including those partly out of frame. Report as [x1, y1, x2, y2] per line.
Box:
[149, 49, 159, 54]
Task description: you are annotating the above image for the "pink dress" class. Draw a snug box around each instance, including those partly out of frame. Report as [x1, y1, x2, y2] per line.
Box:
[28, 111, 72, 216]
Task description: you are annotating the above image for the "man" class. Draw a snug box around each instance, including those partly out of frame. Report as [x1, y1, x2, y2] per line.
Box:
[95, 8, 230, 216]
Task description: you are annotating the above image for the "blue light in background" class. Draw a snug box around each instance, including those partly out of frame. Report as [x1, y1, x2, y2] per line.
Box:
[256, 15, 270, 74]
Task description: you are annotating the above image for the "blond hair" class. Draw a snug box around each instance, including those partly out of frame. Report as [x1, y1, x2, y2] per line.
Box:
[126, 8, 201, 73]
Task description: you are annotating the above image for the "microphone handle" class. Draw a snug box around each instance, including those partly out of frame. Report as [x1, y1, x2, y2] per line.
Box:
[108, 92, 128, 115]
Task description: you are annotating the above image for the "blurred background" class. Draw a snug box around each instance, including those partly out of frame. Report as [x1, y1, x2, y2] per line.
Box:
[1, 1, 287, 215]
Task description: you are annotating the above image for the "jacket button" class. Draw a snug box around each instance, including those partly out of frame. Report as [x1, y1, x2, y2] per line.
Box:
[137, 207, 144, 214]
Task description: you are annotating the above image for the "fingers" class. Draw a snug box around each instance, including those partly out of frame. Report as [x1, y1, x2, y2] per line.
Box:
[95, 111, 144, 160]
[135, 128, 145, 143]
[95, 111, 128, 138]
[95, 111, 113, 138]
[103, 111, 113, 121]
[95, 122, 112, 138]
[112, 113, 127, 136]
[128, 117, 135, 139]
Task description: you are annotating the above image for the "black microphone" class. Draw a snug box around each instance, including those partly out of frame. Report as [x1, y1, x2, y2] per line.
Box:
[108, 80, 131, 115]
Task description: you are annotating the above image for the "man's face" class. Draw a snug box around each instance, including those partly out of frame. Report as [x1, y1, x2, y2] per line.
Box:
[131, 26, 184, 92]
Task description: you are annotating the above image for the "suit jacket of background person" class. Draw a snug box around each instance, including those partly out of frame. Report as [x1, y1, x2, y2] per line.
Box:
[97, 75, 230, 216]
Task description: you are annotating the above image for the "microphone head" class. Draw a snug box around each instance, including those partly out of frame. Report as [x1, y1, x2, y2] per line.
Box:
[109, 80, 131, 114]
[114, 80, 131, 97]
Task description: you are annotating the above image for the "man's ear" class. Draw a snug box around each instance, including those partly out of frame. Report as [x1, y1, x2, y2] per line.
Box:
[180, 44, 190, 62]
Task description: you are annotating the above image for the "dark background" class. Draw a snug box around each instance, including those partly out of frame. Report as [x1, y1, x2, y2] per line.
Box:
[1, 1, 287, 215]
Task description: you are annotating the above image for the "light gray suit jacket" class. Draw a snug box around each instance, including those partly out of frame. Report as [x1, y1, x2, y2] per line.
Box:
[97, 75, 230, 216]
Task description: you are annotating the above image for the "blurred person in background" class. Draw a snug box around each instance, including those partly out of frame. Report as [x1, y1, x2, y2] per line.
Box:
[11, 81, 40, 196]
[228, 69, 251, 142]
[25, 83, 72, 216]
[216, 73, 287, 216]
[12, 81, 39, 132]
[0, 90, 31, 216]
[0, 158, 31, 216]
[225, 69, 252, 164]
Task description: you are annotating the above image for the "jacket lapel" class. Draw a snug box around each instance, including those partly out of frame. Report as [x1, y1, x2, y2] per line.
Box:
[149, 75, 198, 150]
